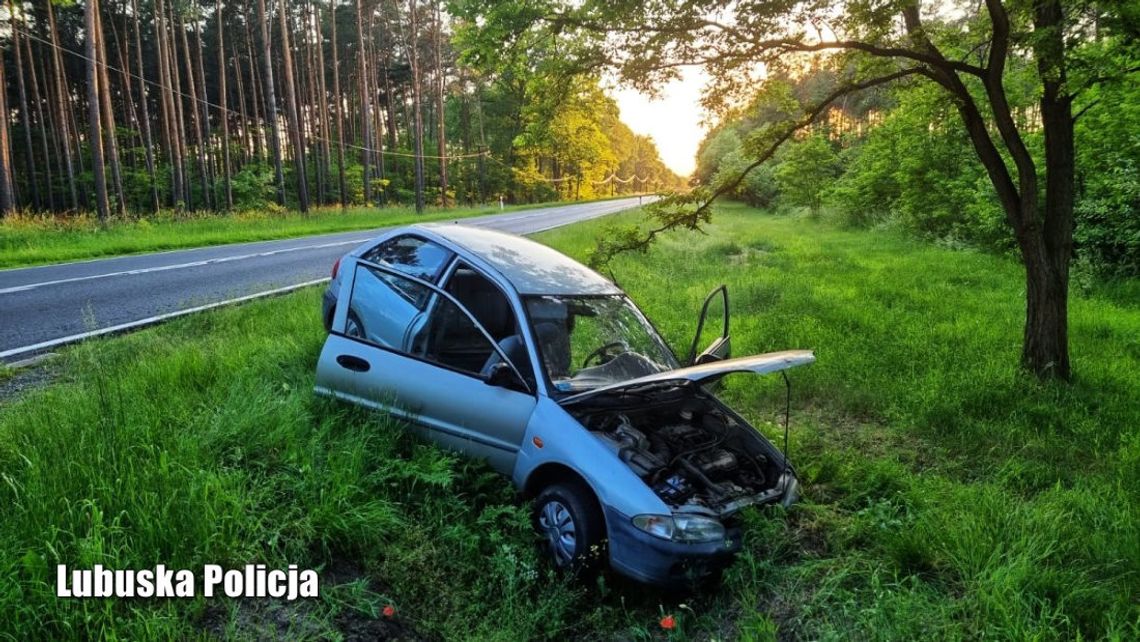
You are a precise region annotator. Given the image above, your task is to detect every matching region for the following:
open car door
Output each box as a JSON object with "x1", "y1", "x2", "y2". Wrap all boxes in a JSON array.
[{"x1": 686, "y1": 285, "x2": 730, "y2": 365}]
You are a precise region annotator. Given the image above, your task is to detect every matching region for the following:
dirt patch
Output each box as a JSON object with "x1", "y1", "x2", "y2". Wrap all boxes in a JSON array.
[
  {"x1": 0, "y1": 358, "x2": 62, "y2": 406},
  {"x1": 199, "y1": 560, "x2": 429, "y2": 641}
]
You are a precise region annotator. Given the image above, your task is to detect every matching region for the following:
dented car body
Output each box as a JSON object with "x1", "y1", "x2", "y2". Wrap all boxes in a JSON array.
[{"x1": 315, "y1": 223, "x2": 813, "y2": 586}]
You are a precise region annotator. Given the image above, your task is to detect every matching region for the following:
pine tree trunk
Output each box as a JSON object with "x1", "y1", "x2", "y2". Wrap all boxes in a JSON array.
[
  {"x1": 130, "y1": 0, "x2": 160, "y2": 212},
  {"x1": 355, "y1": 0, "x2": 371, "y2": 204},
  {"x1": 257, "y1": 0, "x2": 286, "y2": 204},
  {"x1": 232, "y1": 38, "x2": 250, "y2": 165},
  {"x1": 244, "y1": 14, "x2": 265, "y2": 163},
  {"x1": 9, "y1": 1, "x2": 39, "y2": 210},
  {"x1": 217, "y1": 0, "x2": 234, "y2": 209},
  {"x1": 47, "y1": 0, "x2": 79, "y2": 209},
  {"x1": 85, "y1": 0, "x2": 110, "y2": 222},
  {"x1": 166, "y1": 3, "x2": 190, "y2": 207},
  {"x1": 0, "y1": 44, "x2": 14, "y2": 215},
  {"x1": 179, "y1": 13, "x2": 210, "y2": 210},
  {"x1": 314, "y1": 1, "x2": 332, "y2": 206},
  {"x1": 192, "y1": 10, "x2": 215, "y2": 209},
  {"x1": 433, "y1": 0, "x2": 447, "y2": 207},
  {"x1": 408, "y1": 0, "x2": 424, "y2": 213},
  {"x1": 94, "y1": 4, "x2": 126, "y2": 215},
  {"x1": 25, "y1": 34, "x2": 55, "y2": 211},
  {"x1": 330, "y1": 0, "x2": 348, "y2": 205},
  {"x1": 278, "y1": 0, "x2": 309, "y2": 211}
]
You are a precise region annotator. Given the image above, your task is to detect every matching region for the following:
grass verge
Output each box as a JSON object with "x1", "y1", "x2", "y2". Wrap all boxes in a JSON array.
[
  {"x1": 1, "y1": 202, "x2": 1136, "y2": 639},
  {"x1": 0, "y1": 195, "x2": 645, "y2": 269}
]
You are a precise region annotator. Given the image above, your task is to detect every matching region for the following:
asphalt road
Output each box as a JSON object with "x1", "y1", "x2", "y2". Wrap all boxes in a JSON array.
[{"x1": 0, "y1": 196, "x2": 653, "y2": 361}]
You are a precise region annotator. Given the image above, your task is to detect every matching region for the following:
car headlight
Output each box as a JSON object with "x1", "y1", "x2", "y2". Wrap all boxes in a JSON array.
[
  {"x1": 672, "y1": 514, "x2": 726, "y2": 542},
  {"x1": 631, "y1": 514, "x2": 674, "y2": 540},
  {"x1": 632, "y1": 514, "x2": 725, "y2": 543}
]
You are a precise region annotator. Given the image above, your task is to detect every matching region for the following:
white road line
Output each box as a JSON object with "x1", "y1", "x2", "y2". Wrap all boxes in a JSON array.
[
  {"x1": 0, "y1": 238, "x2": 366, "y2": 295},
  {"x1": 0, "y1": 201, "x2": 642, "y2": 294},
  {"x1": 0, "y1": 278, "x2": 330, "y2": 361},
  {"x1": 0, "y1": 197, "x2": 655, "y2": 362}
]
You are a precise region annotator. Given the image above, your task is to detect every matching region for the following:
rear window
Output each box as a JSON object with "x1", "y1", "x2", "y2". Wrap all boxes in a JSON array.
[{"x1": 362, "y1": 235, "x2": 452, "y2": 283}]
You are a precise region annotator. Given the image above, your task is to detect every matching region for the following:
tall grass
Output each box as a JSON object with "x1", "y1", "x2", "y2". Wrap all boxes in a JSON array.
[{"x1": 0, "y1": 202, "x2": 1136, "y2": 639}]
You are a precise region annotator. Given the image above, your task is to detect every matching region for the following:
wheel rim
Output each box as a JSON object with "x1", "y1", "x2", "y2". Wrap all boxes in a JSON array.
[
  {"x1": 538, "y1": 500, "x2": 577, "y2": 566},
  {"x1": 345, "y1": 315, "x2": 361, "y2": 337}
]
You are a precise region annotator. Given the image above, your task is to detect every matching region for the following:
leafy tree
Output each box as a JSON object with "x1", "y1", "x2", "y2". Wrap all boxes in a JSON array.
[
  {"x1": 774, "y1": 134, "x2": 841, "y2": 216},
  {"x1": 527, "y1": 0, "x2": 1140, "y2": 380}
]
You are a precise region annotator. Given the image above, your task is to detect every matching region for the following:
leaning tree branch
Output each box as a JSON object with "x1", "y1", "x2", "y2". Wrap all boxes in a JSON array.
[
  {"x1": 589, "y1": 67, "x2": 927, "y2": 267},
  {"x1": 544, "y1": 14, "x2": 988, "y2": 77}
]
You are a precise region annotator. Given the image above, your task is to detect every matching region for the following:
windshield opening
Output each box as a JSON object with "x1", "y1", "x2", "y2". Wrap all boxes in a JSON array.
[{"x1": 524, "y1": 295, "x2": 678, "y2": 394}]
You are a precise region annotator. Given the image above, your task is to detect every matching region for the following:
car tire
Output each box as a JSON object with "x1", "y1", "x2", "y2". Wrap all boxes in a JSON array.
[{"x1": 533, "y1": 481, "x2": 606, "y2": 575}]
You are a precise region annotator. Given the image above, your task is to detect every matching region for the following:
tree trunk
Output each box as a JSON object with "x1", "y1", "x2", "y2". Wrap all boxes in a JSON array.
[
  {"x1": 232, "y1": 38, "x2": 250, "y2": 164},
  {"x1": 1019, "y1": 0, "x2": 1075, "y2": 380},
  {"x1": 257, "y1": 0, "x2": 286, "y2": 204},
  {"x1": 244, "y1": 14, "x2": 265, "y2": 163},
  {"x1": 168, "y1": 6, "x2": 189, "y2": 206},
  {"x1": 95, "y1": 4, "x2": 126, "y2": 215},
  {"x1": 192, "y1": 10, "x2": 215, "y2": 209},
  {"x1": 217, "y1": 0, "x2": 234, "y2": 209},
  {"x1": 433, "y1": 0, "x2": 447, "y2": 206},
  {"x1": 312, "y1": 0, "x2": 331, "y2": 205},
  {"x1": 130, "y1": 0, "x2": 160, "y2": 211},
  {"x1": 330, "y1": 0, "x2": 348, "y2": 205},
  {"x1": 355, "y1": 0, "x2": 372, "y2": 205},
  {"x1": 179, "y1": 13, "x2": 209, "y2": 210},
  {"x1": 47, "y1": 0, "x2": 79, "y2": 209},
  {"x1": 0, "y1": 43, "x2": 14, "y2": 215},
  {"x1": 9, "y1": 1, "x2": 39, "y2": 210},
  {"x1": 25, "y1": 34, "x2": 55, "y2": 211},
  {"x1": 408, "y1": 0, "x2": 424, "y2": 213},
  {"x1": 278, "y1": 0, "x2": 309, "y2": 211},
  {"x1": 154, "y1": 0, "x2": 181, "y2": 207},
  {"x1": 85, "y1": 0, "x2": 110, "y2": 222}
]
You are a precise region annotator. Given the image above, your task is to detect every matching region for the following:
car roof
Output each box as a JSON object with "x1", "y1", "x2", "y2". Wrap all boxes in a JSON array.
[{"x1": 411, "y1": 223, "x2": 622, "y2": 296}]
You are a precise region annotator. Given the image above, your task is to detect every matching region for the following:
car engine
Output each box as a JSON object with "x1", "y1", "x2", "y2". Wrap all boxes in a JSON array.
[{"x1": 574, "y1": 392, "x2": 784, "y2": 514}]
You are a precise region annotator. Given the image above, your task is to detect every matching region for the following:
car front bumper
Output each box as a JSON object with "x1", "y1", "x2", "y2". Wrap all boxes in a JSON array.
[{"x1": 605, "y1": 506, "x2": 743, "y2": 587}]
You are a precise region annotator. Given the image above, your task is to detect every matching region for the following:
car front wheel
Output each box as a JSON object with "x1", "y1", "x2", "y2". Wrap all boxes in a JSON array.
[{"x1": 533, "y1": 481, "x2": 605, "y2": 574}]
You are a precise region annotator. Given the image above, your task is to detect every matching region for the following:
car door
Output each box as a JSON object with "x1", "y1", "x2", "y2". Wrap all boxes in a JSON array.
[{"x1": 315, "y1": 258, "x2": 537, "y2": 474}]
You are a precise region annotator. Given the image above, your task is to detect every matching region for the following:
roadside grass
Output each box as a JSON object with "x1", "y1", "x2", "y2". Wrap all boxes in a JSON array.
[
  {"x1": 541, "y1": 203, "x2": 1140, "y2": 639},
  {"x1": 0, "y1": 195, "x2": 642, "y2": 269},
  {"x1": 0, "y1": 201, "x2": 1136, "y2": 639}
]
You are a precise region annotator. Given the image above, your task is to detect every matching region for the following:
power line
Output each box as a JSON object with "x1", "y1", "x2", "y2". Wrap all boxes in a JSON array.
[{"x1": 12, "y1": 24, "x2": 490, "y2": 162}]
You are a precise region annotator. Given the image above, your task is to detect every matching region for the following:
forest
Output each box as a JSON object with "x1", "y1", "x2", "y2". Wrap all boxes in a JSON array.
[
  {"x1": 693, "y1": 63, "x2": 1140, "y2": 280},
  {"x1": 0, "y1": 0, "x2": 683, "y2": 219}
]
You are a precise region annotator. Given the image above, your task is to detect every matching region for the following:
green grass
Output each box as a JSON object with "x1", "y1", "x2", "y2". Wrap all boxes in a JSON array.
[
  {"x1": 0, "y1": 195, "x2": 640, "y2": 269},
  {"x1": 1, "y1": 202, "x2": 1136, "y2": 639}
]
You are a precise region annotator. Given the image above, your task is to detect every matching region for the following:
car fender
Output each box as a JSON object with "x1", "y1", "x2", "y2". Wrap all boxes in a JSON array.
[{"x1": 512, "y1": 398, "x2": 668, "y2": 521}]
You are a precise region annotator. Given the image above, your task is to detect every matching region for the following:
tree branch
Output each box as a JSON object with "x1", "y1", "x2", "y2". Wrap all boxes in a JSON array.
[
  {"x1": 902, "y1": 2, "x2": 1026, "y2": 226},
  {"x1": 588, "y1": 68, "x2": 927, "y2": 267},
  {"x1": 978, "y1": 0, "x2": 1037, "y2": 220}
]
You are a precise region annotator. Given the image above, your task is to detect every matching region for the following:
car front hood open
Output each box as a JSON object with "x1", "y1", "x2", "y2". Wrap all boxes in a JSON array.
[{"x1": 559, "y1": 350, "x2": 816, "y2": 406}]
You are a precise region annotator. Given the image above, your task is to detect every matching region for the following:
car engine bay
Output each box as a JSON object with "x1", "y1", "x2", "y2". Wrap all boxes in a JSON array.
[{"x1": 570, "y1": 385, "x2": 788, "y2": 516}]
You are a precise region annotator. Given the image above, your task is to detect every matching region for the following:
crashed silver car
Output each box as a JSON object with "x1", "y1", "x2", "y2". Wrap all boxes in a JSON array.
[{"x1": 315, "y1": 224, "x2": 814, "y2": 586}]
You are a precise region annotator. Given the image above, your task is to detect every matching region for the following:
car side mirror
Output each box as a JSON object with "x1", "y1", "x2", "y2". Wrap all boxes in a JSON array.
[{"x1": 484, "y1": 362, "x2": 527, "y2": 392}]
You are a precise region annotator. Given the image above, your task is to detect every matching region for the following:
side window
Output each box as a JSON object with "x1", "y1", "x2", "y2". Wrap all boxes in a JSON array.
[
  {"x1": 417, "y1": 266, "x2": 534, "y2": 385},
  {"x1": 361, "y1": 235, "x2": 452, "y2": 283},
  {"x1": 344, "y1": 263, "x2": 431, "y2": 350}
]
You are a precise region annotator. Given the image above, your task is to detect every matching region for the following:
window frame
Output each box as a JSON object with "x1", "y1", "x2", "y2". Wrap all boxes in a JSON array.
[{"x1": 334, "y1": 257, "x2": 535, "y2": 395}]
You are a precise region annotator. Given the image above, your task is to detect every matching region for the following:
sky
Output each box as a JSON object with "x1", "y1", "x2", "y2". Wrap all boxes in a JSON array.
[{"x1": 610, "y1": 68, "x2": 709, "y2": 178}]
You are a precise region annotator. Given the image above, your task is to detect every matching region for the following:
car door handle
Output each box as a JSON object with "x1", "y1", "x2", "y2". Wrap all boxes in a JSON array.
[{"x1": 335, "y1": 354, "x2": 371, "y2": 372}]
